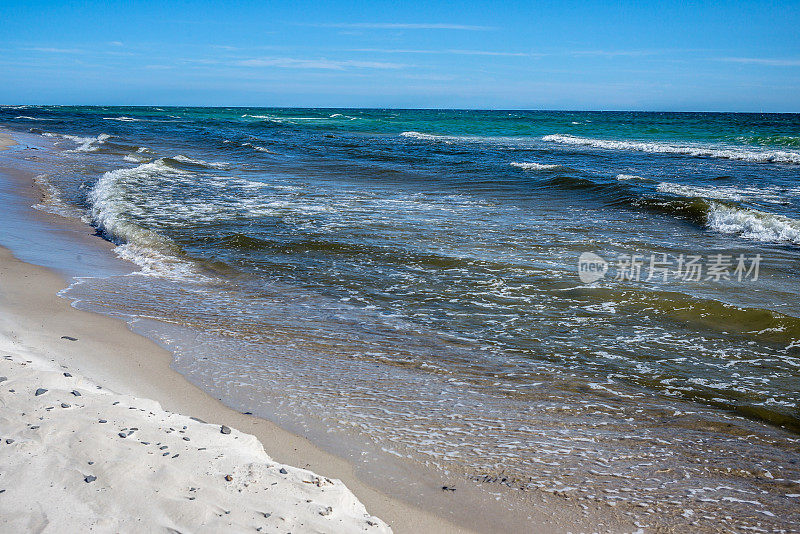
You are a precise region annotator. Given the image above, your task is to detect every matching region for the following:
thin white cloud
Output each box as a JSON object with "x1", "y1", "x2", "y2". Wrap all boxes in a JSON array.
[
  {"x1": 309, "y1": 22, "x2": 496, "y2": 31},
  {"x1": 349, "y1": 48, "x2": 532, "y2": 57},
  {"x1": 109, "y1": 41, "x2": 124, "y2": 47},
  {"x1": 719, "y1": 57, "x2": 800, "y2": 67},
  {"x1": 570, "y1": 50, "x2": 663, "y2": 57},
  {"x1": 234, "y1": 57, "x2": 409, "y2": 70},
  {"x1": 24, "y1": 47, "x2": 83, "y2": 53}
]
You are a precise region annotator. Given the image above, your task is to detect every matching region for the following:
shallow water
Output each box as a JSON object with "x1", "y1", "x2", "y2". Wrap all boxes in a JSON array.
[{"x1": 3, "y1": 107, "x2": 800, "y2": 531}]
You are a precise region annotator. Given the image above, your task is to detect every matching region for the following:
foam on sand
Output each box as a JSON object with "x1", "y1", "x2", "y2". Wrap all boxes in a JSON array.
[
  {"x1": 0, "y1": 336, "x2": 390, "y2": 533},
  {"x1": 543, "y1": 134, "x2": 800, "y2": 164}
]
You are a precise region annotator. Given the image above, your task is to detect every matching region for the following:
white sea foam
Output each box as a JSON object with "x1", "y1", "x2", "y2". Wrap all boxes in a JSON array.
[
  {"x1": 706, "y1": 203, "x2": 800, "y2": 245},
  {"x1": 510, "y1": 161, "x2": 562, "y2": 171},
  {"x1": 123, "y1": 154, "x2": 150, "y2": 163},
  {"x1": 543, "y1": 134, "x2": 800, "y2": 164},
  {"x1": 15, "y1": 115, "x2": 55, "y2": 120},
  {"x1": 42, "y1": 132, "x2": 111, "y2": 152},
  {"x1": 658, "y1": 182, "x2": 745, "y2": 202},
  {"x1": 102, "y1": 116, "x2": 141, "y2": 122},
  {"x1": 87, "y1": 160, "x2": 204, "y2": 279},
  {"x1": 400, "y1": 131, "x2": 459, "y2": 143},
  {"x1": 31, "y1": 174, "x2": 83, "y2": 219},
  {"x1": 400, "y1": 131, "x2": 534, "y2": 149},
  {"x1": 243, "y1": 142, "x2": 278, "y2": 154},
  {"x1": 658, "y1": 182, "x2": 792, "y2": 205},
  {"x1": 171, "y1": 154, "x2": 228, "y2": 169},
  {"x1": 242, "y1": 114, "x2": 326, "y2": 122},
  {"x1": 615, "y1": 174, "x2": 649, "y2": 181}
]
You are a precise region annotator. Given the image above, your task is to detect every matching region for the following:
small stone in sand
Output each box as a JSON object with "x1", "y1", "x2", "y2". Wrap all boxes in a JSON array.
[
  {"x1": 35, "y1": 388, "x2": 48, "y2": 396},
  {"x1": 118, "y1": 433, "x2": 127, "y2": 438},
  {"x1": 60, "y1": 403, "x2": 70, "y2": 408},
  {"x1": 84, "y1": 475, "x2": 96, "y2": 483},
  {"x1": 98, "y1": 419, "x2": 107, "y2": 423},
  {"x1": 224, "y1": 475, "x2": 233, "y2": 482},
  {"x1": 63, "y1": 372, "x2": 72, "y2": 377},
  {"x1": 71, "y1": 390, "x2": 81, "y2": 396},
  {"x1": 61, "y1": 336, "x2": 78, "y2": 341},
  {"x1": 220, "y1": 425, "x2": 231, "y2": 435},
  {"x1": 279, "y1": 468, "x2": 288, "y2": 475}
]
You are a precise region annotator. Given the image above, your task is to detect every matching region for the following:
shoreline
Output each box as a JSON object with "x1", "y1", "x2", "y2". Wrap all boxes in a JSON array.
[
  {"x1": 0, "y1": 130, "x2": 480, "y2": 533},
  {"x1": 0, "y1": 127, "x2": 632, "y2": 533},
  {"x1": 0, "y1": 226, "x2": 471, "y2": 534}
]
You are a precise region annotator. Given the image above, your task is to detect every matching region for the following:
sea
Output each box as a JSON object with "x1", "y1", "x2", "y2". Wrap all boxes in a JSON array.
[{"x1": 2, "y1": 106, "x2": 799, "y2": 531}]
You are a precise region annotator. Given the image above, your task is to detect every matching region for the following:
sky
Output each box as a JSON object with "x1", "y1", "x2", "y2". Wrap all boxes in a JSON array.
[{"x1": 1, "y1": 0, "x2": 799, "y2": 111}]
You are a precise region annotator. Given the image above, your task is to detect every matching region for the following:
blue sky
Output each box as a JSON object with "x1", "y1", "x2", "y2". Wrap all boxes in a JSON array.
[{"x1": 1, "y1": 1, "x2": 799, "y2": 111}]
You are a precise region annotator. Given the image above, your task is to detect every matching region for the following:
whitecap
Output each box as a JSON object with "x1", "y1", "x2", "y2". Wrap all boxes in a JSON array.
[
  {"x1": 543, "y1": 134, "x2": 800, "y2": 164},
  {"x1": 510, "y1": 161, "x2": 562, "y2": 171},
  {"x1": 706, "y1": 203, "x2": 800, "y2": 245}
]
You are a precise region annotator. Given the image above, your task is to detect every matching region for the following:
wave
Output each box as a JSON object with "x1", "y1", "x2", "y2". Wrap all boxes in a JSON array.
[
  {"x1": 510, "y1": 161, "x2": 562, "y2": 171},
  {"x1": 87, "y1": 160, "x2": 199, "y2": 279},
  {"x1": 706, "y1": 204, "x2": 800, "y2": 245},
  {"x1": 169, "y1": 154, "x2": 229, "y2": 169},
  {"x1": 543, "y1": 134, "x2": 800, "y2": 164},
  {"x1": 615, "y1": 174, "x2": 651, "y2": 182},
  {"x1": 102, "y1": 116, "x2": 142, "y2": 122},
  {"x1": 736, "y1": 135, "x2": 800, "y2": 149},
  {"x1": 657, "y1": 182, "x2": 746, "y2": 202},
  {"x1": 540, "y1": 172, "x2": 800, "y2": 245},
  {"x1": 42, "y1": 132, "x2": 111, "y2": 152},
  {"x1": 400, "y1": 131, "x2": 461, "y2": 144},
  {"x1": 242, "y1": 142, "x2": 278, "y2": 154},
  {"x1": 640, "y1": 194, "x2": 800, "y2": 245},
  {"x1": 123, "y1": 154, "x2": 150, "y2": 163},
  {"x1": 658, "y1": 182, "x2": 793, "y2": 206},
  {"x1": 15, "y1": 115, "x2": 56, "y2": 121},
  {"x1": 31, "y1": 174, "x2": 83, "y2": 219},
  {"x1": 242, "y1": 114, "x2": 326, "y2": 123}
]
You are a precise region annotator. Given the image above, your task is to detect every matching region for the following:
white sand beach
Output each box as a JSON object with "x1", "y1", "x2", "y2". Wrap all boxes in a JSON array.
[{"x1": 0, "y1": 334, "x2": 390, "y2": 533}]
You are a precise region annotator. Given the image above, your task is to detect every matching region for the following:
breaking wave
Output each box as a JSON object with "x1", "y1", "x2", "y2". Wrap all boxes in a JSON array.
[
  {"x1": 510, "y1": 161, "x2": 563, "y2": 171},
  {"x1": 42, "y1": 132, "x2": 111, "y2": 152},
  {"x1": 706, "y1": 204, "x2": 800, "y2": 245},
  {"x1": 543, "y1": 134, "x2": 800, "y2": 164}
]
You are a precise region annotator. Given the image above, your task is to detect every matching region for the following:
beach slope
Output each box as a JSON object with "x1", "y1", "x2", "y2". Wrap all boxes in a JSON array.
[{"x1": 0, "y1": 330, "x2": 390, "y2": 533}]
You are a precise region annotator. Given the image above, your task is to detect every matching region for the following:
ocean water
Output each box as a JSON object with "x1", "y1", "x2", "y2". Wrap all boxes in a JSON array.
[{"x1": 3, "y1": 107, "x2": 800, "y2": 530}]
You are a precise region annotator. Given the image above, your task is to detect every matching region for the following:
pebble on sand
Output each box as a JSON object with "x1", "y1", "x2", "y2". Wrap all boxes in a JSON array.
[
  {"x1": 220, "y1": 425, "x2": 231, "y2": 435},
  {"x1": 35, "y1": 388, "x2": 48, "y2": 396}
]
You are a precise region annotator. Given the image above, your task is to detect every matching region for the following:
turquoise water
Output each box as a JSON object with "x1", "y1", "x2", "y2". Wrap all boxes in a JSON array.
[{"x1": 3, "y1": 106, "x2": 800, "y2": 530}]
